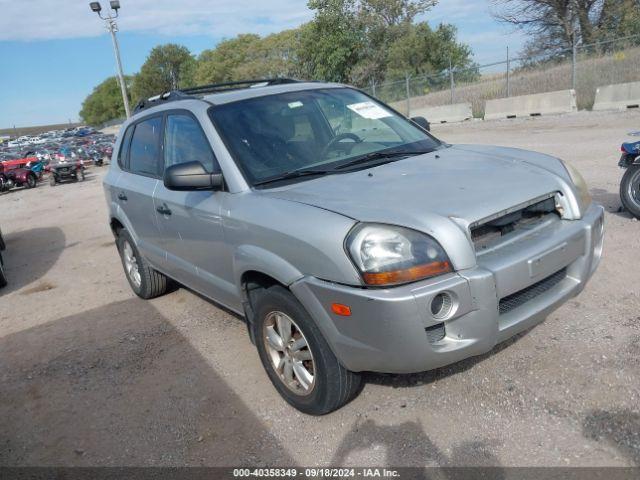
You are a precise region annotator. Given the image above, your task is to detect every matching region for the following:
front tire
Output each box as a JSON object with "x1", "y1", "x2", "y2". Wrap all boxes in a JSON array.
[
  {"x1": 116, "y1": 229, "x2": 168, "y2": 299},
  {"x1": 25, "y1": 173, "x2": 36, "y2": 189},
  {"x1": 620, "y1": 164, "x2": 640, "y2": 219},
  {"x1": 77, "y1": 169, "x2": 85, "y2": 182},
  {"x1": 49, "y1": 175, "x2": 56, "y2": 187},
  {"x1": 253, "y1": 285, "x2": 361, "y2": 415}
]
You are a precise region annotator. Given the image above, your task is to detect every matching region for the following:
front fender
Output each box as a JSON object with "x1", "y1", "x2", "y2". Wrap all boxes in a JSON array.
[{"x1": 233, "y1": 245, "x2": 304, "y2": 298}]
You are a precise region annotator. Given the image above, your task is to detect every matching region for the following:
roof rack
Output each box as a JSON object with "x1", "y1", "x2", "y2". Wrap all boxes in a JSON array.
[{"x1": 133, "y1": 78, "x2": 301, "y2": 113}]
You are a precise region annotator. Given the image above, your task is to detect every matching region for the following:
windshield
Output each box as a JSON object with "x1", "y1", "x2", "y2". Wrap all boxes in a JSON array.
[{"x1": 209, "y1": 87, "x2": 440, "y2": 186}]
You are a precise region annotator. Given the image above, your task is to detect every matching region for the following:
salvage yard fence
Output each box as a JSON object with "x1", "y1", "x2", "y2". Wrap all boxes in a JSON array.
[{"x1": 363, "y1": 34, "x2": 640, "y2": 118}]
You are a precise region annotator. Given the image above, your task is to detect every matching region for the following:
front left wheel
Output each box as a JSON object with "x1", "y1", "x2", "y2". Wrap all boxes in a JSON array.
[{"x1": 252, "y1": 285, "x2": 361, "y2": 415}]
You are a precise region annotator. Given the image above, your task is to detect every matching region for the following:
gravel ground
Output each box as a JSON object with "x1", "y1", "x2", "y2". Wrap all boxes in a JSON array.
[{"x1": 0, "y1": 110, "x2": 639, "y2": 467}]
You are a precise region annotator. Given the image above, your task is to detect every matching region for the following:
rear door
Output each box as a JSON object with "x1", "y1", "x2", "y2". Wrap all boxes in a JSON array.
[
  {"x1": 115, "y1": 115, "x2": 165, "y2": 268},
  {"x1": 154, "y1": 111, "x2": 237, "y2": 309}
]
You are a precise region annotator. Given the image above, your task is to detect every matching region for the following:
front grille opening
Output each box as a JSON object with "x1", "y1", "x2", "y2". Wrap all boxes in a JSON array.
[
  {"x1": 471, "y1": 196, "x2": 560, "y2": 251},
  {"x1": 499, "y1": 268, "x2": 567, "y2": 315},
  {"x1": 425, "y1": 323, "x2": 446, "y2": 343}
]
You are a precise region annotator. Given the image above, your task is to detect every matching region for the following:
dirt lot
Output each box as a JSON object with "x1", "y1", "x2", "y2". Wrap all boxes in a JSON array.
[{"x1": 1, "y1": 110, "x2": 639, "y2": 467}]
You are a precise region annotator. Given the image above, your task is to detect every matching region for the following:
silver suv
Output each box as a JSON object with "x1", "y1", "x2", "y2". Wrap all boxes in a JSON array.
[{"x1": 104, "y1": 79, "x2": 604, "y2": 414}]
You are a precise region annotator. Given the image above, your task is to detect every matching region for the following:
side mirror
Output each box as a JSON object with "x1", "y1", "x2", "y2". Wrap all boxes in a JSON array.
[
  {"x1": 164, "y1": 161, "x2": 224, "y2": 191},
  {"x1": 411, "y1": 116, "x2": 430, "y2": 132}
]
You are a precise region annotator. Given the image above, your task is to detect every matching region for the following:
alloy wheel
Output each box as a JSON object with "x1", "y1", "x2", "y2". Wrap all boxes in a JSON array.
[
  {"x1": 263, "y1": 311, "x2": 315, "y2": 395},
  {"x1": 122, "y1": 240, "x2": 141, "y2": 288}
]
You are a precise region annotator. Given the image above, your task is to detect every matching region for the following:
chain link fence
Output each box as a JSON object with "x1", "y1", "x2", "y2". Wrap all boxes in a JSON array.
[{"x1": 363, "y1": 34, "x2": 640, "y2": 118}]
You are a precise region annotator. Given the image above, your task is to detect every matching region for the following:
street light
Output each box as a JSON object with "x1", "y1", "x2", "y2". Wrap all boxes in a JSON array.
[{"x1": 90, "y1": 1, "x2": 131, "y2": 118}]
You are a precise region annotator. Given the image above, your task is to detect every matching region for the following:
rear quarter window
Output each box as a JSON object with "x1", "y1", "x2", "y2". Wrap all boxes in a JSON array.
[{"x1": 117, "y1": 125, "x2": 134, "y2": 169}]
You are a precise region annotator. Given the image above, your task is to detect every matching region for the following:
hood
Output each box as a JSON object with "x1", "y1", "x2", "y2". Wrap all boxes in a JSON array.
[{"x1": 260, "y1": 144, "x2": 570, "y2": 234}]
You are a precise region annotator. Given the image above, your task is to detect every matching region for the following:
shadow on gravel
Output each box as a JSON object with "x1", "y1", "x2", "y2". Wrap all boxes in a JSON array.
[
  {"x1": 364, "y1": 328, "x2": 531, "y2": 389},
  {"x1": 590, "y1": 188, "x2": 634, "y2": 218},
  {"x1": 0, "y1": 298, "x2": 294, "y2": 466},
  {"x1": 331, "y1": 419, "x2": 504, "y2": 470},
  {"x1": 583, "y1": 409, "x2": 640, "y2": 465},
  {"x1": 0, "y1": 227, "x2": 66, "y2": 295}
]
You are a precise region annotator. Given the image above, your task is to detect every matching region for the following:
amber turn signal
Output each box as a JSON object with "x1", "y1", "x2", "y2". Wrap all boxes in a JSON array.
[
  {"x1": 331, "y1": 303, "x2": 352, "y2": 316},
  {"x1": 362, "y1": 261, "x2": 452, "y2": 286}
]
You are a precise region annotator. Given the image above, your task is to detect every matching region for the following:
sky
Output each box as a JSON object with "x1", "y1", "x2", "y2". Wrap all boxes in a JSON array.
[{"x1": 0, "y1": 0, "x2": 528, "y2": 128}]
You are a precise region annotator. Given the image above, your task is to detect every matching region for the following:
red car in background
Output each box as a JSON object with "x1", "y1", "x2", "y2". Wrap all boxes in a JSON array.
[{"x1": 0, "y1": 158, "x2": 38, "y2": 192}]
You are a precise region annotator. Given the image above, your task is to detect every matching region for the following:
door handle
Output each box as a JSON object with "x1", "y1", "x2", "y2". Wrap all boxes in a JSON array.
[
  {"x1": 117, "y1": 192, "x2": 127, "y2": 201},
  {"x1": 156, "y1": 204, "x2": 172, "y2": 216}
]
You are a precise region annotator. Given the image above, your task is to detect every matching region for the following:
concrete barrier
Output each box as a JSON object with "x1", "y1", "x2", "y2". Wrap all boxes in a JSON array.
[
  {"x1": 484, "y1": 89, "x2": 577, "y2": 120},
  {"x1": 593, "y1": 81, "x2": 640, "y2": 111},
  {"x1": 411, "y1": 103, "x2": 473, "y2": 123}
]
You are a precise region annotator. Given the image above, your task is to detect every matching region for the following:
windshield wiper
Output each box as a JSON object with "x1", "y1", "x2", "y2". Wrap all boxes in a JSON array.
[
  {"x1": 253, "y1": 168, "x2": 334, "y2": 186},
  {"x1": 334, "y1": 149, "x2": 433, "y2": 170}
]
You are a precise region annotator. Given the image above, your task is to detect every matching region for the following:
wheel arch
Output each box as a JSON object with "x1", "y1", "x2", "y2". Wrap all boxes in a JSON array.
[
  {"x1": 110, "y1": 217, "x2": 125, "y2": 238},
  {"x1": 235, "y1": 246, "x2": 305, "y2": 343}
]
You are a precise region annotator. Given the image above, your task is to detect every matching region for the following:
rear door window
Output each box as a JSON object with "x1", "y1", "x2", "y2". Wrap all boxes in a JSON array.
[{"x1": 129, "y1": 116, "x2": 162, "y2": 177}]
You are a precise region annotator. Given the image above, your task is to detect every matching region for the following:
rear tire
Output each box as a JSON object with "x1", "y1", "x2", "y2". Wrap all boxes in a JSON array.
[
  {"x1": 252, "y1": 285, "x2": 361, "y2": 415},
  {"x1": 49, "y1": 175, "x2": 56, "y2": 187},
  {"x1": 77, "y1": 170, "x2": 85, "y2": 182},
  {"x1": 116, "y1": 228, "x2": 168, "y2": 299},
  {"x1": 620, "y1": 164, "x2": 640, "y2": 219}
]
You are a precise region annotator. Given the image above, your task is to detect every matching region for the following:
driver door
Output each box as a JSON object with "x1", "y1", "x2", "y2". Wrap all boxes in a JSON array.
[{"x1": 153, "y1": 111, "x2": 237, "y2": 310}]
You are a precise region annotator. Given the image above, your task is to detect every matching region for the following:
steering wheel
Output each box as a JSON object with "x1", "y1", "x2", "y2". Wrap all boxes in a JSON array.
[{"x1": 321, "y1": 132, "x2": 363, "y2": 158}]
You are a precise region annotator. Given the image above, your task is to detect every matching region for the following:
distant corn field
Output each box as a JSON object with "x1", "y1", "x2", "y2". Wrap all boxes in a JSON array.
[{"x1": 384, "y1": 46, "x2": 640, "y2": 118}]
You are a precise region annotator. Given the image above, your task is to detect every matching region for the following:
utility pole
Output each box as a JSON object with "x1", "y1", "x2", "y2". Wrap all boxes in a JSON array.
[{"x1": 90, "y1": 1, "x2": 131, "y2": 118}]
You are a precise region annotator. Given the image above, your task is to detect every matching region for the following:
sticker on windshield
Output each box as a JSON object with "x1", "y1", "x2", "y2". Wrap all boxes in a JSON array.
[
  {"x1": 346, "y1": 101, "x2": 392, "y2": 119},
  {"x1": 288, "y1": 101, "x2": 303, "y2": 109}
]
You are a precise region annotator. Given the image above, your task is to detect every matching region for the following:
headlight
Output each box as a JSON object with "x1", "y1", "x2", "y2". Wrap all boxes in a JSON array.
[
  {"x1": 346, "y1": 224, "x2": 452, "y2": 286},
  {"x1": 561, "y1": 160, "x2": 591, "y2": 209}
]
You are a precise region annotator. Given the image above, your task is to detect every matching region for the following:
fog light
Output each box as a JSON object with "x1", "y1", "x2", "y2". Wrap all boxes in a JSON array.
[{"x1": 430, "y1": 292, "x2": 453, "y2": 319}]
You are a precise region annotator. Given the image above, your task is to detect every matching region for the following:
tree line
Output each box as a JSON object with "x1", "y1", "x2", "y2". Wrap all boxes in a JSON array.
[
  {"x1": 492, "y1": 0, "x2": 640, "y2": 57},
  {"x1": 80, "y1": 0, "x2": 476, "y2": 125}
]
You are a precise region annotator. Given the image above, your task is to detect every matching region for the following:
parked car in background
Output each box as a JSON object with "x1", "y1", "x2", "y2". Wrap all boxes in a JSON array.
[
  {"x1": 48, "y1": 157, "x2": 85, "y2": 186},
  {"x1": 104, "y1": 79, "x2": 604, "y2": 414},
  {"x1": 0, "y1": 159, "x2": 38, "y2": 191}
]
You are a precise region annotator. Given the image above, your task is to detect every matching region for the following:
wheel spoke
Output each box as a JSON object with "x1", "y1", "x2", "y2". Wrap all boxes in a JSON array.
[
  {"x1": 276, "y1": 355, "x2": 285, "y2": 373},
  {"x1": 266, "y1": 325, "x2": 285, "y2": 351},
  {"x1": 290, "y1": 337, "x2": 307, "y2": 352},
  {"x1": 292, "y1": 362, "x2": 313, "y2": 390},
  {"x1": 283, "y1": 360, "x2": 294, "y2": 384},
  {"x1": 276, "y1": 314, "x2": 292, "y2": 344},
  {"x1": 292, "y1": 349, "x2": 312, "y2": 361}
]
